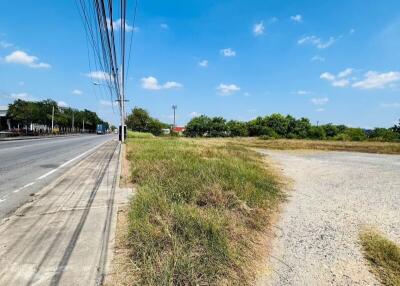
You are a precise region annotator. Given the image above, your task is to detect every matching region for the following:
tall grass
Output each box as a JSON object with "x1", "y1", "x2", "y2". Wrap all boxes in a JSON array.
[
  {"x1": 126, "y1": 138, "x2": 282, "y2": 285},
  {"x1": 127, "y1": 131, "x2": 155, "y2": 139},
  {"x1": 360, "y1": 230, "x2": 400, "y2": 285}
]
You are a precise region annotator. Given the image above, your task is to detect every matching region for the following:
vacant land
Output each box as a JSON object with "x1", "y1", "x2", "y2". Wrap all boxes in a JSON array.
[
  {"x1": 124, "y1": 137, "x2": 283, "y2": 285},
  {"x1": 219, "y1": 138, "x2": 400, "y2": 155},
  {"x1": 257, "y1": 150, "x2": 400, "y2": 285},
  {"x1": 360, "y1": 230, "x2": 400, "y2": 286}
]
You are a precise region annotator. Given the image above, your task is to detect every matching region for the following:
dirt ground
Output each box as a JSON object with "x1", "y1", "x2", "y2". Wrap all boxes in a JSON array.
[{"x1": 257, "y1": 150, "x2": 400, "y2": 285}]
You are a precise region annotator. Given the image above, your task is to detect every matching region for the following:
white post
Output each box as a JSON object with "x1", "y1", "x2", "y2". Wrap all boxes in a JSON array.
[
  {"x1": 51, "y1": 106, "x2": 54, "y2": 134},
  {"x1": 83, "y1": 120, "x2": 85, "y2": 133}
]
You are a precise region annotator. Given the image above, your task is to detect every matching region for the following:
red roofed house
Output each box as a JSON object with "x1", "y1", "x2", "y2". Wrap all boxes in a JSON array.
[{"x1": 172, "y1": 126, "x2": 186, "y2": 135}]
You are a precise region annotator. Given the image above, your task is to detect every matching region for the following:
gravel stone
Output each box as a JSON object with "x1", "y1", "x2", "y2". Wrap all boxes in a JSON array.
[{"x1": 257, "y1": 150, "x2": 400, "y2": 286}]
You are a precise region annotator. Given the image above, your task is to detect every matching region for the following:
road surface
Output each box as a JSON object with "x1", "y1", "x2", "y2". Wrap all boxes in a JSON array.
[
  {"x1": 257, "y1": 150, "x2": 400, "y2": 285},
  {"x1": 0, "y1": 137, "x2": 128, "y2": 285},
  {"x1": 0, "y1": 135, "x2": 115, "y2": 219}
]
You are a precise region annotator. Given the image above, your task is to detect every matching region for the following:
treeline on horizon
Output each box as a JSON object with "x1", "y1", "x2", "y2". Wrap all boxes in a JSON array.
[
  {"x1": 184, "y1": 114, "x2": 400, "y2": 141},
  {"x1": 126, "y1": 107, "x2": 400, "y2": 142},
  {"x1": 5, "y1": 99, "x2": 108, "y2": 132}
]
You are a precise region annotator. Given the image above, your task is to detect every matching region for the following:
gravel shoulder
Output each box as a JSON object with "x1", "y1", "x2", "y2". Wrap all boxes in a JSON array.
[{"x1": 257, "y1": 150, "x2": 400, "y2": 285}]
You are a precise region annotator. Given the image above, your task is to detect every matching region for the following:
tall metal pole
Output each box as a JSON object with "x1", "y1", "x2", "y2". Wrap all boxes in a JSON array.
[
  {"x1": 51, "y1": 106, "x2": 54, "y2": 134},
  {"x1": 172, "y1": 105, "x2": 177, "y2": 128}
]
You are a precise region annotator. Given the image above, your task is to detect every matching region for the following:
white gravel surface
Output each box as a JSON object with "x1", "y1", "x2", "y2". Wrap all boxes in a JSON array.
[{"x1": 257, "y1": 150, "x2": 400, "y2": 286}]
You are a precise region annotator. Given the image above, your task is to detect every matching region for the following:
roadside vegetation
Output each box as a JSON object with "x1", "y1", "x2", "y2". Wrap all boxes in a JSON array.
[
  {"x1": 125, "y1": 137, "x2": 283, "y2": 285},
  {"x1": 127, "y1": 130, "x2": 155, "y2": 138},
  {"x1": 230, "y1": 138, "x2": 400, "y2": 155},
  {"x1": 125, "y1": 107, "x2": 400, "y2": 143},
  {"x1": 5, "y1": 99, "x2": 107, "y2": 132},
  {"x1": 360, "y1": 229, "x2": 400, "y2": 285},
  {"x1": 184, "y1": 114, "x2": 400, "y2": 142}
]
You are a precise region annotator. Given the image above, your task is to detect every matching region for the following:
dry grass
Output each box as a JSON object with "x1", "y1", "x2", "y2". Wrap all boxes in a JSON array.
[
  {"x1": 360, "y1": 229, "x2": 400, "y2": 286},
  {"x1": 196, "y1": 138, "x2": 400, "y2": 155},
  {"x1": 125, "y1": 137, "x2": 283, "y2": 285}
]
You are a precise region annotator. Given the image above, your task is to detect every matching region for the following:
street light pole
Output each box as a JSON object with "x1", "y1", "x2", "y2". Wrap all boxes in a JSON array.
[{"x1": 172, "y1": 105, "x2": 177, "y2": 129}]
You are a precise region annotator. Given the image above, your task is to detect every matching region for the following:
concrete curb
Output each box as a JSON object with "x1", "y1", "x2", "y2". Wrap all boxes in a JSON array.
[{"x1": 103, "y1": 142, "x2": 135, "y2": 284}]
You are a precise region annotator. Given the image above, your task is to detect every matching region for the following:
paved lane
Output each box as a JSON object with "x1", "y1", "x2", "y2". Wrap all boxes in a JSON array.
[
  {"x1": 0, "y1": 140, "x2": 126, "y2": 285},
  {"x1": 0, "y1": 134, "x2": 115, "y2": 219}
]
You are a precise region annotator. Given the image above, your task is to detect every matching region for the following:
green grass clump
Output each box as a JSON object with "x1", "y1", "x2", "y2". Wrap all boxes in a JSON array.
[
  {"x1": 127, "y1": 131, "x2": 155, "y2": 139},
  {"x1": 126, "y1": 138, "x2": 282, "y2": 285},
  {"x1": 360, "y1": 230, "x2": 400, "y2": 285}
]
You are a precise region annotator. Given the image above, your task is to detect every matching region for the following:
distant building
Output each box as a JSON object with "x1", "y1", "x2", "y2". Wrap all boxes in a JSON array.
[
  {"x1": 162, "y1": 128, "x2": 171, "y2": 135},
  {"x1": 0, "y1": 105, "x2": 10, "y2": 131},
  {"x1": 172, "y1": 126, "x2": 186, "y2": 135}
]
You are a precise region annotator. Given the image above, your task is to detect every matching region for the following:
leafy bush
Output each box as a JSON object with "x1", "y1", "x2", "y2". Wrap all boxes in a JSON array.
[{"x1": 342, "y1": 128, "x2": 367, "y2": 141}]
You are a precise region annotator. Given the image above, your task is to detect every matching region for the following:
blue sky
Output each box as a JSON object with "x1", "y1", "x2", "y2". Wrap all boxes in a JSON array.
[{"x1": 1, "y1": 0, "x2": 400, "y2": 128}]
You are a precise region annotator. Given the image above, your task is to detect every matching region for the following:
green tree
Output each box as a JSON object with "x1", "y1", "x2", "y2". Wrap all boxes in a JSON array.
[
  {"x1": 126, "y1": 107, "x2": 167, "y2": 135},
  {"x1": 184, "y1": 115, "x2": 212, "y2": 137},
  {"x1": 308, "y1": 126, "x2": 326, "y2": 140},
  {"x1": 227, "y1": 120, "x2": 248, "y2": 137}
]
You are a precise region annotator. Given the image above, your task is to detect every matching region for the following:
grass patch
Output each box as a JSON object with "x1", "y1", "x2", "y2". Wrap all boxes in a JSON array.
[
  {"x1": 126, "y1": 137, "x2": 283, "y2": 285},
  {"x1": 205, "y1": 138, "x2": 400, "y2": 155},
  {"x1": 360, "y1": 229, "x2": 400, "y2": 285},
  {"x1": 127, "y1": 131, "x2": 155, "y2": 139}
]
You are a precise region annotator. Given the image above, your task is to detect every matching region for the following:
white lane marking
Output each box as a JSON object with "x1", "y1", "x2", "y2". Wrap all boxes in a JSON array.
[
  {"x1": 13, "y1": 182, "x2": 35, "y2": 193},
  {"x1": 0, "y1": 135, "x2": 101, "y2": 153},
  {"x1": 36, "y1": 140, "x2": 110, "y2": 181},
  {"x1": 0, "y1": 198, "x2": 5, "y2": 203}
]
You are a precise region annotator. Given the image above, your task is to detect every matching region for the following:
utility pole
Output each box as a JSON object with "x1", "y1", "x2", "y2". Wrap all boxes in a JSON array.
[
  {"x1": 83, "y1": 119, "x2": 85, "y2": 133},
  {"x1": 172, "y1": 105, "x2": 177, "y2": 129},
  {"x1": 51, "y1": 105, "x2": 54, "y2": 134}
]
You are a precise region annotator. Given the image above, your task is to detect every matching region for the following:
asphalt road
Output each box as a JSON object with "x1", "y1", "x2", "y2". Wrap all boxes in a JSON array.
[{"x1": 0, "y1": 134, "x2": 116, "y2": 219}]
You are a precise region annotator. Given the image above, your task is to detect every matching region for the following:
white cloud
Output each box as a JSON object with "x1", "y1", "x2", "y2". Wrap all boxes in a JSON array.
[
  {"x1": 253, "y1": 21, "x2": 265, "y2": 36},
  {"x1": 86, "y1": 71, "x2": 112, "y2": 81},
  {"x1": 107, "y1": 18, "x2": 136, "y2": 32},
  {"x1": 320, "y1": 69, "x2": 352, "y2": 87},
  {"x1": 380, "y1": 102, "x2": 400, "y2": 108},
  {"x1": 290, "y1": 14, "x2": 302, "y2": 23},
  {"x1": 58, "y1": 101, "x2": 68, "y2": 108},
  {"x1": 338, "y1": 68, "x2": 353, "y2": 78},
  {"x1": 10, "y1": 92, "x2": 29, "y2": 100},
  {"x1": 5, "y1": 50, "x2": 51, "y2": 69},
  {"x1": 295, "y1": 90, "x2": 311, "y2": 95},
  {"x1": 141, "y1": 76, "x2": 183, "y2": 90},
  {"x1": 163, "y1": 81, "x2": 183, "y2": 89},
  {"x1": 72, "y1": 89, "x2": 83, "y2": 95},
  {"x1": 160, "y1": 23, "x2": 169, "y2": 29},
  {"x1": 320, "y1": 72, "x2": 335, "y2": 81},
  {"x1": 189, "y1": 111, "x2": 200, "y2": 117},
  {"x1": 0, "y1": 40, "x2": 13, "y2": 48},
  {"x1": 350, "y1": 28, "x2": 355, "y2": 35},
  {"x1": 315, "y1": 108, "x2": 325, "y2": 112},
  {"x1": 332, "y1": 79, "x2": 350, "y2": 87},
  {"x1": 216, "y1": 83, "x2": 240, "y2": 95},
  {"x1": 198, "y1": 60, "x2": 208, "y2": 67},
  {"x1": 100, "y1": 99, "x2": 117, "y2": 107},
  {"x1": 352, "y1": 71, "x2": 400, "y2": 89},
  {"x1": 298, "y1": 35, "x2": 335, "y2": 49},
  {"x1": 311, "y1": 55, "x2": 325, "y2": 62},
  {"x1": 220, "y1": 48, "x2": 236, "y2": 57},
  {"x1": 310, "y1": 97, "x2": 329, "y2": 105}
]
